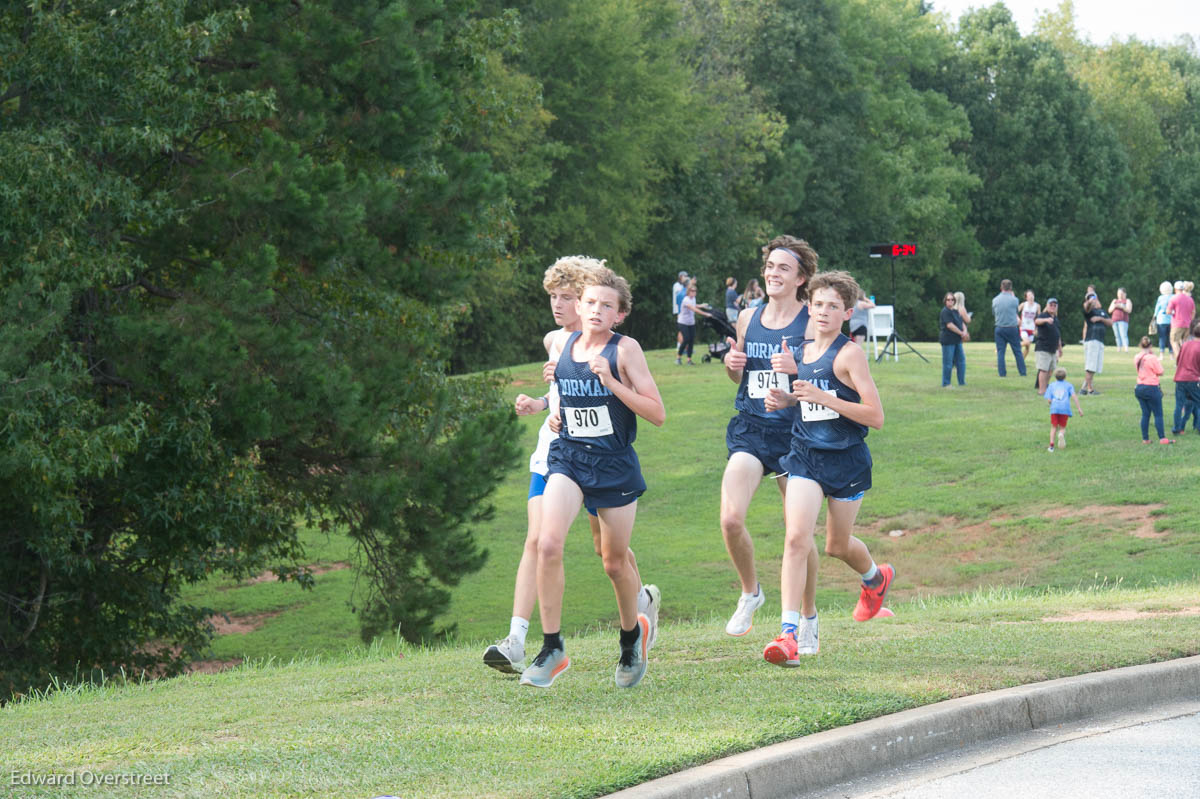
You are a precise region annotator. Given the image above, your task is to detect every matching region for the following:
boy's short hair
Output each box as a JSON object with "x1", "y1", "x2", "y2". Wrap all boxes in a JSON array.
[
  {"x1": 582, "y1": 265, "x2": 633, "y2": 316},
  {"x1": 761, "y1": 235, "x2": 818, "y2": 302},
  {"x1": 543, "y1": 255, "x2": 606, "y2": 295},
  {"x1": 808, "y1": 270, "x2": 860, "y2": 312},
  {"x1": 1055, "y1": 368, "x2": 1067, "y2": 380}
]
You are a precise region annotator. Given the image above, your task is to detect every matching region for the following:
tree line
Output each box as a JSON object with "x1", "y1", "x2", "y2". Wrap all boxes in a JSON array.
[{"x1": 2, "y1": 0, "x2": 1196, "y2": 695}]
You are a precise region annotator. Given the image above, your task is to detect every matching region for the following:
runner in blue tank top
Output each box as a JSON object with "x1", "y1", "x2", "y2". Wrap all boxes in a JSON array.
[
  {"x1": 762, "y1": 271, "x2": 896, "y2": 668},
  {"x1": 520, "y1": 266, "x2": 667, "y2": 691},
  {"x1": 484, "y1": 257, "x2": 658, "y2": 678},
  {"x1": 717, "y1": 235, "x2": 821, "y2": 642}
]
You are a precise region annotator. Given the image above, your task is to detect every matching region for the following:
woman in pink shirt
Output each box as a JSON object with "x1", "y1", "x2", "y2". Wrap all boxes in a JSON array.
[{"x1": 1134, "y1": 336, "x2": 1172, "y2": 444}]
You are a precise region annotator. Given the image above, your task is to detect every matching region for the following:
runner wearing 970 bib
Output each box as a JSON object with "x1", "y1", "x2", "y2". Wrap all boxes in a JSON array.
[
  {"x1": 718, "y1": 236, "x2": 820, "y2": 642},
  {"x1": 763, "y1": 270, "x2": 894, "y2": 669},
  {"x1": 521, "y1": 266, "x2": 666, "y2": 691}
]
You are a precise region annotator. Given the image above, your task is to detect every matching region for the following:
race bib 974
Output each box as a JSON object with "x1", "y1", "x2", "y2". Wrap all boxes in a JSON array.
[
  {"x1": 800, "y1": 388, "x2": 839, "y2": 422},
  {"x1": 565, "y1": 404, "x2": 614, "y2": 437},
  {"x1": 746, "y1": 369, "x2": 789, "y2": 399}
]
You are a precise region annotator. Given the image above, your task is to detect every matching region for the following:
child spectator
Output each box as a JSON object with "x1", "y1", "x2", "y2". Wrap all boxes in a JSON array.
[
  {"x1": 1045, "y1": 367, "x2": 1083, "y2": 451},
  {"x1": 1134, "y1": 336, "x2": 1173, "y2": 445}
]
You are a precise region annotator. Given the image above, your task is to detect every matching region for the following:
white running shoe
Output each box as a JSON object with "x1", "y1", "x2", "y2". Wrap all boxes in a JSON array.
[
  {"x1": 483, "y1": 634, "x2": 526, "y2": 674},
  {"x1": 796, "y1": 614, "x2": 819, "y2": 656},
  {"x1": 725, "y1": 585, "x2": 765, "y2": 636},
  {"x1": 642, "y1": 584, "x2": 661, "y2": 651}
]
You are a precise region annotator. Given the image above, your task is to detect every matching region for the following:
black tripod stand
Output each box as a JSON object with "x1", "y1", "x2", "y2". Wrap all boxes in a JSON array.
[{"x1": 871, "y1": 248, "x2": 927, "y2": 363}]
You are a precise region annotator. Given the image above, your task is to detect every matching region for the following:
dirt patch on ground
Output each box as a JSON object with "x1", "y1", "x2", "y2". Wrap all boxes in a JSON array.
[
  {"x1": 1041, "y1": 504, "x2": 1167, "y2": 538},
  {"x1": 1044, "y1": 607, "x2": 1200, "y2": 623},
  {"x1": 207, "y1": 610, "x2": 283, "y2": 635},
  {"x1": 868, "y1": 503, "x2": 1167, "y2": 542},
  {"x1": 244, "y1": 561, "x2": 351, "y2": 585}
]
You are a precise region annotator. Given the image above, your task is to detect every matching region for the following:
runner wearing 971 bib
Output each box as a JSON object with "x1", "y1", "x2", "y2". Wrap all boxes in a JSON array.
[
  {"x1": 763, "y1": 270, "x2": 894, "y2": 668},
  {"x1": 719, "y1": 236, "x2": 819, "y2": 642}
]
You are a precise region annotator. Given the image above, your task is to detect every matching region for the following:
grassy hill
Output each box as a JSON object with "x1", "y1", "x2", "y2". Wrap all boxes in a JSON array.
[{"x1": 183, "y1": 340, "x2": 1199, "y2": 665}]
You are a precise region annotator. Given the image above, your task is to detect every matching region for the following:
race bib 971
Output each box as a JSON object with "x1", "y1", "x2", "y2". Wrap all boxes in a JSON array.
[
  {"x1": 746, "y1": 369, "x2": 789, "y2": 399},
  {"x1": 800, "y1": 388, "x2": 839, "y2": 422},
  {"x1": 565, "y1": 404, "x2": 614, "y2": 437}
]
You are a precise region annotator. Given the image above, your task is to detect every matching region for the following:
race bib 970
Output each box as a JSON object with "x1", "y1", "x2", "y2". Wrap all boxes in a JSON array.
[
  {"x1": 800, "y1": 388, "x2": 839, "y2": 422},
  {"x1": 565, "y1": 404, "x2": 614, "y2": 437},
  {"x1": 746, "y1": 369, "x2": 789, "y2": 399}
]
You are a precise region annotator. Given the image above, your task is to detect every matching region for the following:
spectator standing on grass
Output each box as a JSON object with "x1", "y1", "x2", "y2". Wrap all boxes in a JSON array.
[
  {"x1": 848, "y1": 290, "x2": 875, "y2": 346},
  {"x1": 1172, "y1": 319, "x2": 1200, "y2": 436},
  {"x1": 939, "y1": 292, "x2": 968, "y2": 387},
  {"x1": 1153, "y1": 281, "x2": 1174, "y2": 357},
  {"x1": 725, "y1": 277, "x2": 740, "y2": 324},
  {"x1": 1018, "y1": 290, "x2": 1040, "y2": 360},
  {"x1": 991, "y1": 279, "x2": 1026, "y2": 377},
  {"x1": 1168, "y1": 281, "x2": 1195, "y2": 359},
  {"x1": 1045, "y1": 367, "x2": 1083, "y2": 452},
  {"x1": 1081, "y1": 295, "x2": 1113, "y2": 395},
  {"x1": 672, "y1": 271, "x2": 689, "y2": 349},
  {"x1": 1034, "y1": 298, "x2": 1063, "y2": 396},
  {"x1": 1134, "y1": 336, "x2": 1172, "y2": 445},
  {"x1": 1108, "y1": 288, "x2": 1132, "y2": 352},
  {"x1": 676, "y1": 280, "x2": 712, "y2": 366}
]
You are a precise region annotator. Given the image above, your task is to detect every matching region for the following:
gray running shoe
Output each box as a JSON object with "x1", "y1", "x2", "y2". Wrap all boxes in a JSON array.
[
  {"x1": 519, "y1": 646, "x2": 570, "y2": 688},
  {"x1": 642, "y1": 584, "x2": 661, "y2": 651},
  {"x1": 483, "y1": 634, "x2": 526, "y2": 674},
  {"x1": 614, "y1": 616, "x2": 649, "y2": 688},
  {"x1": 796, "y1": 614, "x2": 819, "y2": 656},
  {"x1": 725, "y1": 585, "x2": 765, "y2": 636}
]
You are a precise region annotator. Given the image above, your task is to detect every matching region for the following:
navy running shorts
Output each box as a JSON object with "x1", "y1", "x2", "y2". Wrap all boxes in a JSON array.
[
  {"x1": 529, "y1": 471, "x2": 598, "y2": 515},
  {"x1": 781, "y1": 441, "x2": 872, "y2": 500},
  {"x1": 726, "y1": 413, "x2": 793, "y2": 476},
  {"x1": 547, "y1": 440, "x2": 645, "y2": 510}
]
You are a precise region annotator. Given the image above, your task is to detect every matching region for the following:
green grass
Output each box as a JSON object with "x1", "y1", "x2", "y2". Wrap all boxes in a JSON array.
[
  {"x1": 180, "y1": 341, "x2": 1198, "y2": 664},
  {"x1": 4, "y1": 585, "x2": 1198, "y2": 799},
  {"x1": 6, "y1": 340, "x2": 1200, "y2": 798}
]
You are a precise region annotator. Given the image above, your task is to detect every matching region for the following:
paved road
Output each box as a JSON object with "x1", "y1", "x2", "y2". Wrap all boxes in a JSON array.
[
  {"x1": 812, "y1": 702, "x2": 1200, "y2": 799},
  {"x1": 606, "y1": 657, "x2": 1200, "y2": 799}
]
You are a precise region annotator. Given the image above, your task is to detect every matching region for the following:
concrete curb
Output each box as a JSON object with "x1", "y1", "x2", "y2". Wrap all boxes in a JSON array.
[{"x1": 604, "y1": 655, "x2": 1200, "y2": 799}]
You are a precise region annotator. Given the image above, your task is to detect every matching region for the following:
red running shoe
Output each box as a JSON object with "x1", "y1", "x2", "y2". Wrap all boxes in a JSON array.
[
  {"x1": 763, "y1": 630, "x2": 799, "y2": 667},
  {"x1": 853, "y1": 563, "x2": 895, "y2": 622}
]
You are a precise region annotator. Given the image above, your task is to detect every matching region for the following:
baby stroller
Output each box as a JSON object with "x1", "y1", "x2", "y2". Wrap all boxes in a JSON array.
[{"x1": 701, "y1": 308, "x2": 738, "y2": 363}]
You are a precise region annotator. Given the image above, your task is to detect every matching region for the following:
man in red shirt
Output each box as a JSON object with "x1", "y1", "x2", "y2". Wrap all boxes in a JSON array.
[
  {"x1": 1172, "y1": 319, "x2": 1200, "y2": 435},
  {"x1": 1167, "y1": 281, "x2": 1195, "y2": 357}
]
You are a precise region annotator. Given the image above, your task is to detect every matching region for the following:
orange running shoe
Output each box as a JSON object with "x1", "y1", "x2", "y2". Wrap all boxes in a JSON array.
[
  {"x1": 763, "y1": 630, "x2": 799, "y2": 667},
  {"x1": 852, "y1": 563, "x2": 895, "y2": 622}
]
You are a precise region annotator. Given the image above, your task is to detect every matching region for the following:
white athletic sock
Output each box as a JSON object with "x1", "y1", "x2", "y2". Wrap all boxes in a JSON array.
[
  {"x1": 781, "y1": 609, "x2": 801, "y2": 628},
  {"x1": 741, "y1": 582, "x2": 761, "y2": 601},
  {"x1": 509, "y1": 616, "x2": 530, "y2": 643},
  {"x1": 860, "y1": 563, "x2": 879, "y2": 584}
]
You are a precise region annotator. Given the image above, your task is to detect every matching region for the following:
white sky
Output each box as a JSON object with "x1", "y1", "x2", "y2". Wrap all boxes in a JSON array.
[{"x1": 929, "y1": 0, "x2": 1198, "y2": 45}]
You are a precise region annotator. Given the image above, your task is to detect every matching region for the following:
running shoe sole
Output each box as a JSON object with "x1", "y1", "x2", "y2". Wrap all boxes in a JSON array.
[
  {"x1": 483, "y1": 645, "x2": 523, "y2": 675},
  {"x1": 763, "y1": 637, "x2": 799, "y2": 667}
]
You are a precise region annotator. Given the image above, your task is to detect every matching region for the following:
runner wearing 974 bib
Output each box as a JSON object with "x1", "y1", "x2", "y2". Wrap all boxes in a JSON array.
[{"x1": 719, "y1": 236, "x2": 819, "y2": 643}]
